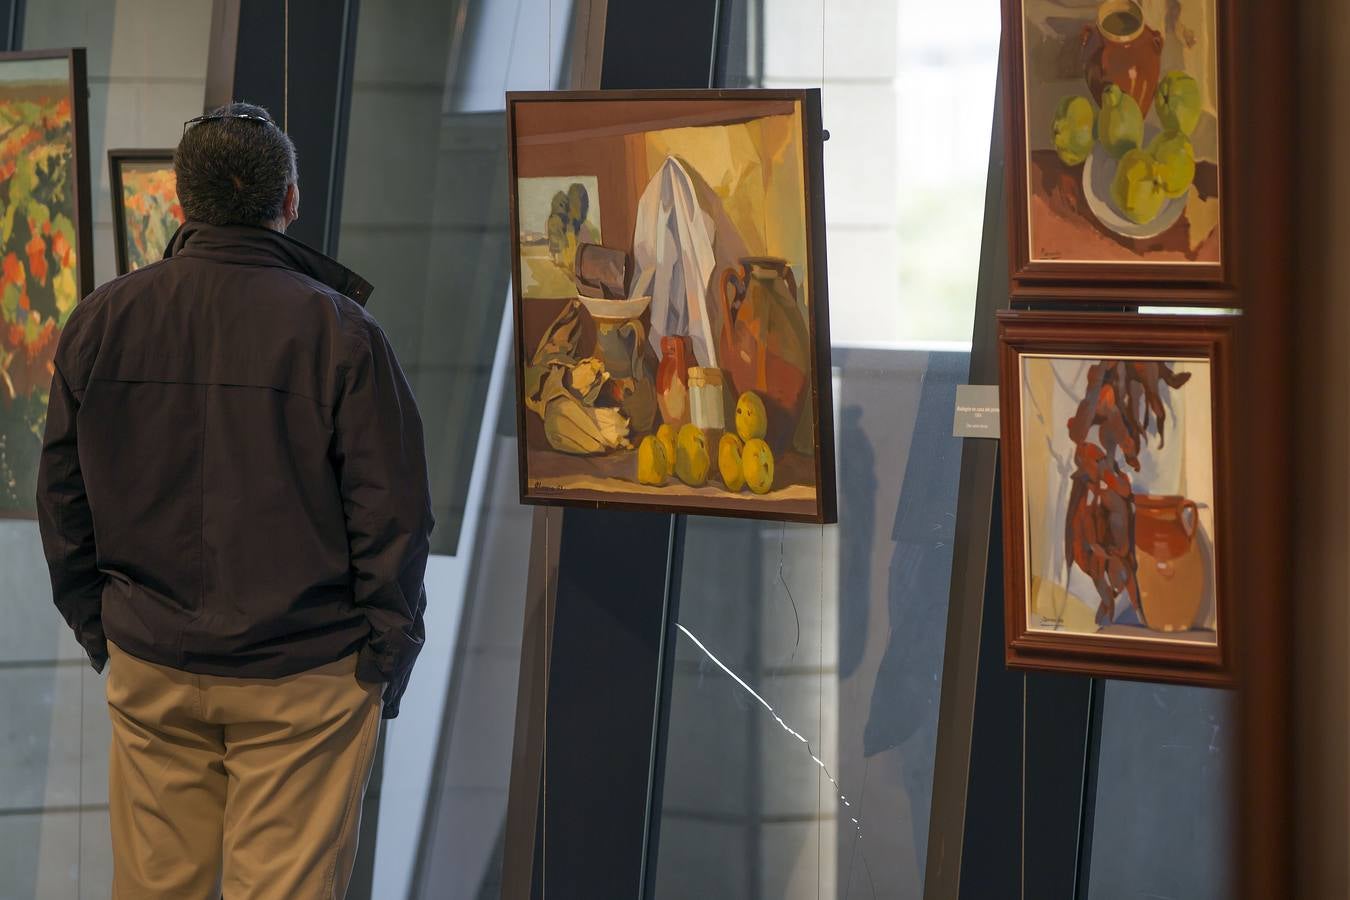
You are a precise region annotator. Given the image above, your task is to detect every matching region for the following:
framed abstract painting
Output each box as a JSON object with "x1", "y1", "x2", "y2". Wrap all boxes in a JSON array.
[
  {"x1": 1004, "y1": 0, "x2": 1235, "y2": 299},
  {"x1": 997, "y1": 310, "x2": 1235, "y2": 685},
  {"x1": 506, "y1": 89, "x2": 836, "y2": 523},
  {"x1": 109, "y1": 149, "x2": 183, "y2": 275},
  {"x1": 0, "y1": 49, "x2": 92, "y2": 518}
]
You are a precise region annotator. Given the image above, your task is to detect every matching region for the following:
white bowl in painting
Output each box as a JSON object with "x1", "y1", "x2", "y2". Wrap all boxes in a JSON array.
[
  {"x1": 577, "y1": 294, "x2": 652, "y2": 323},
  {"x1": 1082, "y1": 143, "x2": 1187, "y2": 241}
]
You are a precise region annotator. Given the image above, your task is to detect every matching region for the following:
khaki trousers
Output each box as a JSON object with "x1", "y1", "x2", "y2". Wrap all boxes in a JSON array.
[{"x1": 105, "y1": 642, "x2": 382, "y2": 899}]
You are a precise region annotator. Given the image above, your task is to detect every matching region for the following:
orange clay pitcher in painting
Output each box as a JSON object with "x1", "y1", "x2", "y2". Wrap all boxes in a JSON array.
[
  {"x1": 718, "y1": 257, "x2": 810, "y2": 451},
  {"x1": 1133, "y1": 494, "x2": 1206, "y2": 633},
  {"x1": 1081, "y1": 0, "x2": 1163, "y2": 116}
]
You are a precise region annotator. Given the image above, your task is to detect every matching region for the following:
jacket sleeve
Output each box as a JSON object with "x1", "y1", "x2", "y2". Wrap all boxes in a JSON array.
[
  {"x1": 36, "y1": 361, "x2": 107, "y2": 672},
  {"x1": 332, "y1": 315, "x2": 434, "y2": 719}
]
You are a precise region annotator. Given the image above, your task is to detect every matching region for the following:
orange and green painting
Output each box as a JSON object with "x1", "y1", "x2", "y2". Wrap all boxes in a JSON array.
[
  {"x1": 0, "y1": 56, "x2": 83, "y2": 516},
  {"x1": 116, "y1": 159, "x2": 182, "y2": 272}
]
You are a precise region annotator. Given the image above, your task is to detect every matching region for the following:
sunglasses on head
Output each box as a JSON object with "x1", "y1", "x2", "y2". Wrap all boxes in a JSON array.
[{"x1": 182, "y1": 112, "x2": 273, "y2": 135}]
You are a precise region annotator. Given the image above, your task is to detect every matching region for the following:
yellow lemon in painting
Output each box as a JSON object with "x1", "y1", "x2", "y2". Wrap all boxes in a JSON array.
[
  {"x1": 656, "y1": 423, "x2": 678, "y2": 469},
  {"x1": 734, "y1": 391, "x2": 767, "y2": 442},
  {"x1": 1110, "y1": 148, "x2": 1167, "y2": 224},
  {"x1": 1147, "y1": 131, "x2": 1196, "y2": 198},
  {"x1": 741, "y1": 438, "x2": 775, "y2": 495},
  {"x1": 1155, "y1": 70, "x2": 1202, "y2": 137},
  {"x1": 674, "y1": 424, "x2": 710, "y2": 487},
  {"x1": 1052, "y1": 95, "x2": 1095, "y2": 166},
  {"x1": 718, "y1": 433, "x2": 746, "y2": 492},
  {"x1": 636, "y1": 435, "x2": 670, "y2": 486},
  {"x1": 1096, "y1": 84, "x2": 1143, "y2": 159}
]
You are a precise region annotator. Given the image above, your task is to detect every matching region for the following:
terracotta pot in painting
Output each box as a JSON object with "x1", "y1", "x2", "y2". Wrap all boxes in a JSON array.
[
  {"x1": 656, "y1": 335, "x2": 695, "y2": 429},
  {"x1": 1133, "y1": 494, "x2": 1206, "y2": 633},
  {"x1": 1081, "y1": 0, "x2": 1163, "y2": 116},
  {"x1": 718, "y1": 257, "x2": 810, "y2": 451}
]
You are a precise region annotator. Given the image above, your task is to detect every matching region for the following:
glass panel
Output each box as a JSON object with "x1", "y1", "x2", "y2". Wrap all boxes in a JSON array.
[
  {"x1": 25, "y1": 0, "x2": 214, "y2": 287},
  {"x1": 1087, "y1": 682, "x2": 1234, "y2": 900},
  {"x1": 752, "y1": 0, "x2": 998, "y2": 345},
  {"x1": 2, "y1": 3, "x2": 214, "y2": 897},
  {"x1": 337, "y1": 0, "x2": 574, "y2": 555},
  {"x1": 338, "y1": 1, "x2": 509, "y2": 555},
  {"x1": 337, "y1": 0, "x2": 571, "y2": 895},
  {"x1": 410, "y1": 392, "x2": 533, "y2": 899},
  {"x1": 654, "y1": 349, "x2": 970, "y2": 898},
  {"x1": 651, "y1": 0, "x2": 998, "y2": 896}
]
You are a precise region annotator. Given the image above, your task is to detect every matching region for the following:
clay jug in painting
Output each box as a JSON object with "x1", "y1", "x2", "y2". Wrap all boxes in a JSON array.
[
  {"x1": 1081, "y1": 0, "x2": 1163, "y2": 116},
  {"x1": 656, "y1": 335, "x2": 695, "y2": 429},
  {"x1": 1133, "y1": 494, "x2": 1206, "y2": 633},
  {"x1": 718, "y1": 257, "x2": 810, "y2": 452}
]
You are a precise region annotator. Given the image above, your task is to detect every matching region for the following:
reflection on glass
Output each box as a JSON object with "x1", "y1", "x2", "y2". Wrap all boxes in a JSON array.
[
  {"x1": 1087, "y1": 682, "x2": 1233, "y2": 900},
  {"x1": 654, "y1": 350, "x2": 969, "y2": 898},
  {"x1": 338, "y1": 0, "x2": 571, "y2": 555},
  {"x1": 337, "y1": 3, "x2": 511, "y2": 555},
  {"x1": 2, "y1": 2, "x2": 215, "y2": 897},
  {"x1": 412, "y1": 414, "x2": 534, "y2": 898},
  {"x1": 741, "y1": 0, "x2": 999, "y2": 344},
  {"x1": 338, "y1": 1, "x2": 575, "y2": 897},
  {"x1": 650, "y1": 0, "x2": 995, "y2": 896}
]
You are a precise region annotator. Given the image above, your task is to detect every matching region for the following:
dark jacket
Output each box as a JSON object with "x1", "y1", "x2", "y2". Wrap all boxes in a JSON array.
[{"x1": 36, "y1": 222, "x2": 433, "y2": 718}]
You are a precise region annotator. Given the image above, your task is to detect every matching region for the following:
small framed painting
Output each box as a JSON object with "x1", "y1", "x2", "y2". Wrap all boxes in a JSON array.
[
  {"x1": 109, "y1": 149, "x2": 183, "y2": 275},
  {"x1": 1004, "y1": 0, "x2": 1234, "y2": 299},
  {"x1": 997, "y1": 310, "x2": 1235, "y2": 685},
  {"x1": 0, "y1": 49, "x2": 92, "y2": 518},
  {"x1": 506, "y1": 89, "x2": 836, "y2": 523}
]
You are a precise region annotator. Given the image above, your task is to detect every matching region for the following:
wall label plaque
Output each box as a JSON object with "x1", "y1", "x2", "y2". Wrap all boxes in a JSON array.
[{"x1": 953, "y1": 385, "x2": 1001, "y2": 438}]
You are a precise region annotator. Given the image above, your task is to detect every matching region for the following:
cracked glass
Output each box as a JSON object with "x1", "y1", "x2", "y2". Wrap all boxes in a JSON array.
[{"x1": 648, "y1": 0, "x2": 999, "y2": 895}]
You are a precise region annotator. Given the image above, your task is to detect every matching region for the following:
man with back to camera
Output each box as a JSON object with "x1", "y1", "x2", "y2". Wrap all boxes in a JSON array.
[{"x1": 35, "y1": 102, "x2": 433, "y2": 899}]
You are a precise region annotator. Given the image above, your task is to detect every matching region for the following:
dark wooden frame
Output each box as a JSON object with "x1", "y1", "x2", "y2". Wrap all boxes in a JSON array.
[
  {"x1": 0, "y1": 47, "x2": 91, "y2": 520},
  {"x1": 997, "y1": 310, "x2": 1236, "y2": 685},
  {"x1": 1232, "y1": 0, "x2": 1294, "y2": 893},
  {"x1": 1001, "y1": 0, "x2": 1238, "y2": 303},
  {"x1": 504, "y1": 88, "x2": 837, "y2": 524},
  {"x1": 107, "y1": 148, "x2": 176, "y2": 276}
]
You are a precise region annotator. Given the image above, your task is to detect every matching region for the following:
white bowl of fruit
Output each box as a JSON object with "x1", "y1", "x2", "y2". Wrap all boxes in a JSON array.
[{"x1": 1054, "y1": 71, "x2": 1203, "y2": 240}]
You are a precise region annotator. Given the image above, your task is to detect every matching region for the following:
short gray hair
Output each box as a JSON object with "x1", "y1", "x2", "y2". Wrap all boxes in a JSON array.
[{"x1": 173, "y1": 102, "x2": 297, "y2": 227}]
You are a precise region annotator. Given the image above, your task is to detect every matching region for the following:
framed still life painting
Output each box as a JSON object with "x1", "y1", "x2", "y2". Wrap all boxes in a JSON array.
[
  {"x1": 1004, "y1": 0, "x2": 1234, "y2": 296},
  {"x1": 0, "y1": 49, "x2": 92, "y2": 518},
  {"x1": 997, "y1": 311, "x2": 1235, "y2": 685},
  {"x1": 109, "y1": 149, "x2": 183, "y2": 275},
  {"x1": 505, "y1": 89, "x2": 836, "y2": 523}
]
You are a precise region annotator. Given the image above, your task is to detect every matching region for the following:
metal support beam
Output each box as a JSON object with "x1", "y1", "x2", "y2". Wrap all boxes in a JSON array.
[
  {"x1": 0, "y1": 0, "x2": 24, "y2": 51},
  {"x1": 228, "y1": 0, "x2": 358, "y2": 255}
]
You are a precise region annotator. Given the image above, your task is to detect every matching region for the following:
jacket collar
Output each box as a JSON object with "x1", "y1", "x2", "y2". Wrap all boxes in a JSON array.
[{"x1": 163, "y1": 222, "x2": 374, "y2": 306}]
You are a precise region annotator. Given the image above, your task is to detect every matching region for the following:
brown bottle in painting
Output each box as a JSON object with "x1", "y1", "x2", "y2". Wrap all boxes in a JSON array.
[
  {"x1": 1081, "y1": 0, "x2": 1163, "y2": 116},
  {"x1": 656, "y1": 335, "x2": 695, "y2": 429}
]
